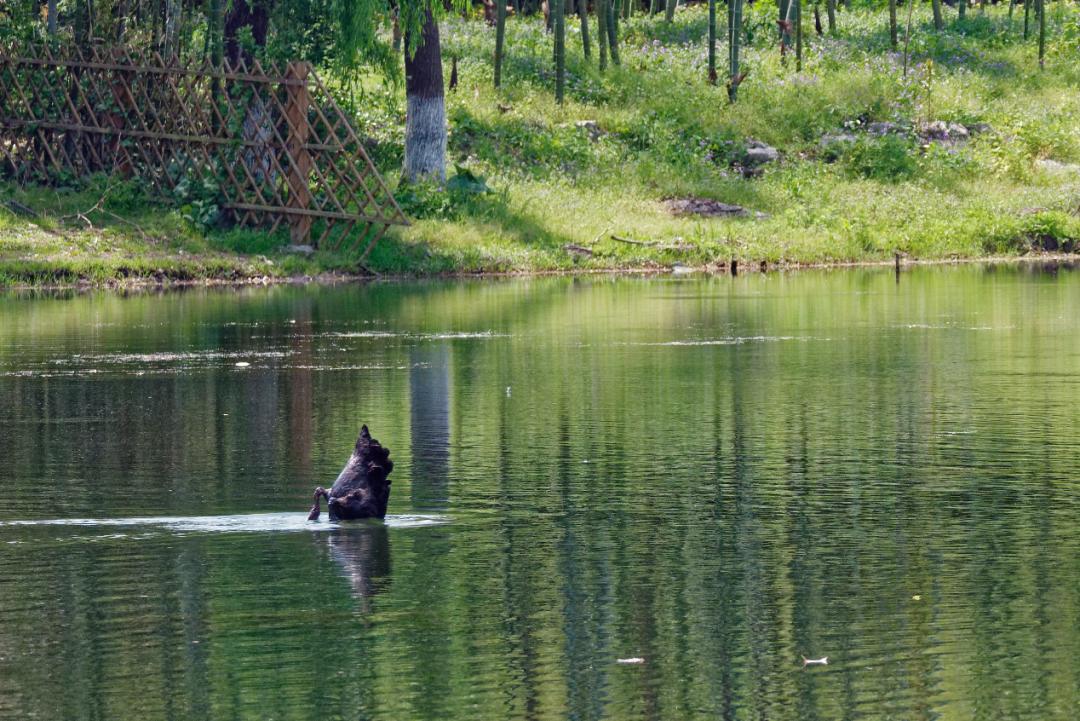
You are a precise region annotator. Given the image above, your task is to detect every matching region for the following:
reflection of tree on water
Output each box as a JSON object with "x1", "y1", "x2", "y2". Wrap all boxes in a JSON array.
[
  {"x1": 409, "y1": 345, "x2": 451, "y2": 510},
  {"x1": 324, "y1": 524, "x2": 392, "y2": 611}
]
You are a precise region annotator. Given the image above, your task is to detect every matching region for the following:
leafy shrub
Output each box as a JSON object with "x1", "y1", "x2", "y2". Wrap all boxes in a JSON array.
[
  {"x1": 395, "y1": 166, "x2": 498, "y2": 220},
  {"x1": 844, "y1": 136, "x2": 917, "y2": 181},
  {"x1": 174, "y1": 174, "x2": 225, "y2": 230},
  {"x1": 1017, "y1": 211, "x2": 1080, "y2": 252}
]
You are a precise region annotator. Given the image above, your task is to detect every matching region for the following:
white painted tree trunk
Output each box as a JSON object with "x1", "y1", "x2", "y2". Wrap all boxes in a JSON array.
[
  {"x1": 403, "y1": 95, "x2": 446, "y2": 184},
  {"x1": 403, "y1": 10, "x2": 446, "y2": 184}
]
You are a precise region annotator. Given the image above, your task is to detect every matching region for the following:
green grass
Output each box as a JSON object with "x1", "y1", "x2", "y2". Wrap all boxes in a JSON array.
[{"x1": 3, "y1": 4, "x2": 1080, "y2": 284}]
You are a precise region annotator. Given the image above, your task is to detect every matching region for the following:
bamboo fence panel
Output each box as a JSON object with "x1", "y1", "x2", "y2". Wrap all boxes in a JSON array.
[{"x1": 0, "y1": 43, "x2": 407, "y2": 252}]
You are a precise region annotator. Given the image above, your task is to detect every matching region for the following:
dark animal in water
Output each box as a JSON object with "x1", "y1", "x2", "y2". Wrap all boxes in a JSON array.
[{"x1": 308, "y1": 425, "x2": 394, "y2": 521}]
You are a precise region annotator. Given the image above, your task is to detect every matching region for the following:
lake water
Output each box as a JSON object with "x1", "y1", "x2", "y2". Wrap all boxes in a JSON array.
[{"x1": 1, "y1": 265, "x2": 1079, "y2": 721}]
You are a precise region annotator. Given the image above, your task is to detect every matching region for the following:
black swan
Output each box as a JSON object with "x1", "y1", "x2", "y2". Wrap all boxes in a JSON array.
[{"x1": 308, "y1": 425, "x2": 394, "y2": 521}]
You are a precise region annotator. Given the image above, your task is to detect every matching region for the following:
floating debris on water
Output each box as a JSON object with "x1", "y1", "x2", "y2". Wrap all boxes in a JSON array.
[
  {"x1": 801, "y1": 656, "x2": 828, "y2": 667},
  {"x1": 234, "y1": 362, "x2": 250, "y2": 367},
  {"x1": 617, "y1": 657, "x2": 645, "y2": 665}
]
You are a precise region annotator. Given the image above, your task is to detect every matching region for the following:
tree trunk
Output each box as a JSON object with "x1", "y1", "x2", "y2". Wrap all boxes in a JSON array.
[
  {"x1": 826, "y1": 0, "x2": 835, "y2": 33},
  {"x1": 903, "y1": 0, "x2": 914, "y2": 75},
  {"x1": 959, "y1": 0, "x2": 966, "y2": 20},
  {"x1": 728, "y1": 0, "x2": 743, "y2": 102},
  {"x1": 47, "y1": 0, "x2": 58, "y2": 35},
  {"x1": 889, "y1": 0, "x2": 897, "y2": 47},
  {"x1": 665, "y1": 0, "x2": 677, "y2": 22},
  {"x1": 164, "y1": 0, "x2": 181, "y2": 60},
  {"x1": 607, "y1": 0, "x2": 620, "y2": 65},
  {"x1": 116, "y1": 0, "x2": 129, "y2": 41},
  {"x1": 1037, "y1": 0, "x2": 1045, "y2": 68},
  {"x1": 553, "y1": 0, "x2": 565, "y2": 102},
  {"x1": 1024, "y1": 0, "x2": 1030, "y2": 38},
  {"x1": 209, "y1": 0, "x2": 223, "y2": 66},
  {"x1": 578, "y1": 0, "x2": 591, "y2": 59},
  {"x1": 403, "y1": 9, "x2": 447, "y2": 183},
  {"x1": 931, "y1": 0, "x2": 943, "y2": 30},
  {"x1": 795, "y1": 0, "x2": 802, "y2": 71},
  {"x1": 224, "y1": 0, "x2": 269, "y2": 66},
  {"x1": 708, "y1": 0, "x2": 717, "y2": 83},
  {"x1": 597, "y1": 0, "x2": 609, "y2": 70},
  {"x1": 209, "y1": 0, "x2": 224, "y2": 126},
  {"x1": 495, "y1": 0, "x2": 507, "y2": 85},
  {"x1": 779, "y1": 0, "x2": 790, "y2": 56}
]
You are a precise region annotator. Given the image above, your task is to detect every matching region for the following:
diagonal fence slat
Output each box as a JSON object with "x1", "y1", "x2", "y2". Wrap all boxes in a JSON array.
[{"x1": 0, "y1": 43, "x2": 407, "y2": 250}]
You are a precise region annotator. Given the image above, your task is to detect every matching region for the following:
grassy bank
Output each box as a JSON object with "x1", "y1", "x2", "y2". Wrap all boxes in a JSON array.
[{"x1": 3, "y1": 4, "x2": 1080, "y2": 285}]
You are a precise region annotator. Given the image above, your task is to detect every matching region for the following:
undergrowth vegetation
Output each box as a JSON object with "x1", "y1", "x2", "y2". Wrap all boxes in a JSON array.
[{"x1": 3, "y1": 3, "x2": 1080, "y2": 282}]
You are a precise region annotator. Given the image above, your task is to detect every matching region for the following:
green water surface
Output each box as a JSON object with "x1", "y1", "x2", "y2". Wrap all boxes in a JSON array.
[{"x1": 1, "y1": 265, "x2": 1078, "y2": 721}]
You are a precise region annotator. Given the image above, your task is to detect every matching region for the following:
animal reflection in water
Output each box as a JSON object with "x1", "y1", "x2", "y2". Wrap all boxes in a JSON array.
[
  {"x1": 324, "y1": 524, "x2": 391, "y2": 605},
  {"x1": 307, "y1": 426, "x2": 394, "y2": 608},
  {"x1": 308, "y1": 425, "x2": 393, "y2": 521}
]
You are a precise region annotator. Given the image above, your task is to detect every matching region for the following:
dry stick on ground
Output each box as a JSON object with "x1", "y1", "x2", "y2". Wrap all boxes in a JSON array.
[
  {"x1": 57, "y1": 158, "x2": 153, "y2": 241},
  {"x1": 589, "y1": 223, "x2": 614, "y2": 245},
  {"x1": 611, "y1": 234, "x2": 693, "y2": 252}
]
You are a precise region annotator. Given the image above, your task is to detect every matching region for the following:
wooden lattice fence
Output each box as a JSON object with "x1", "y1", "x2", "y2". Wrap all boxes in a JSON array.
[{"x1": 0, "y1": 44, "x2": 407, "y2": 252}]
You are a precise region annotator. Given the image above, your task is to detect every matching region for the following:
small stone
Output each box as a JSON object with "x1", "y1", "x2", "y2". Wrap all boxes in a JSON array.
[
  {"x1": 967, "y1": 122, "x2": 994, "y2": 135},
  {"x1": 867, "y1": 121, "x2": 901, "y2": 136},
  {"x1": 744, "y1": 139, "x2": 779, "y2": 166},
  {"x1": 820, "y1": 133, "x2": 857, "y2": 147},
  {"x1": 574, "y1": 120, "x2": 604, "y2": 141},
  {"x1": 664, "y1": 197, "x2": 750, "y2": 218},
  {"x1": 1035, "y1": 159, "x2": 1080, "y2": 174},
  {"x1": 947, "y1": 123, "x2": 969, "y2": 140},
  {"x1": 563, "y1": 243, "x2": 594, "y2": 257},
  {"x1": 920, "y1": 120, "x2": 950, "y2": 140}
]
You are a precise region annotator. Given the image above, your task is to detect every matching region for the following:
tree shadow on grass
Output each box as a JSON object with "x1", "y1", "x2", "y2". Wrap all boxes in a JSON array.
[{"x1": 359, "y1": 189, "x2": 584, "y2": 274}]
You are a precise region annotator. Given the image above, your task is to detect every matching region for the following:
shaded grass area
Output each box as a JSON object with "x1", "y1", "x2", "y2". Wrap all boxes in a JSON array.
[{"x1": 4, "y1": 5, "x2": 1080, "y2": 285}]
